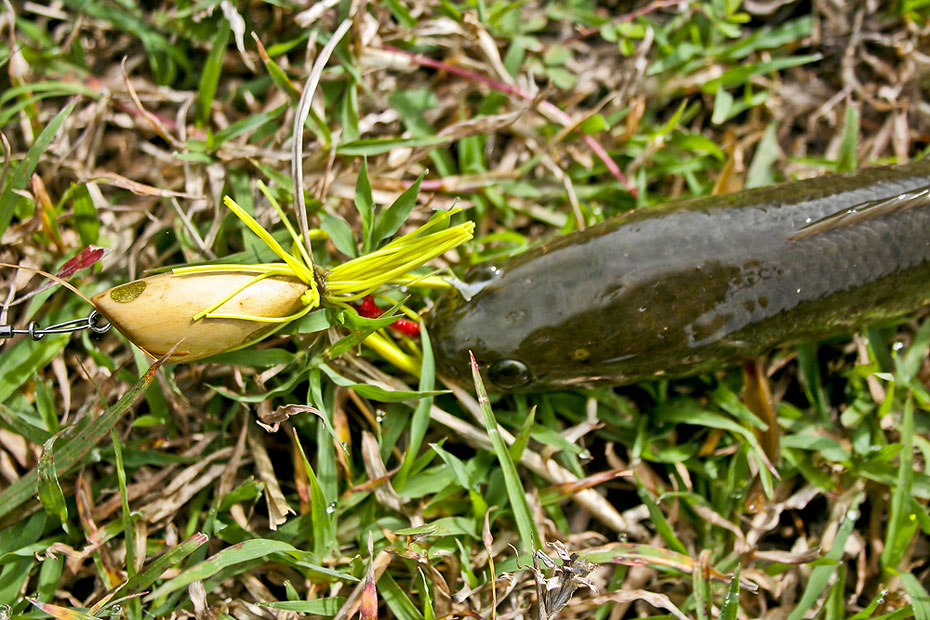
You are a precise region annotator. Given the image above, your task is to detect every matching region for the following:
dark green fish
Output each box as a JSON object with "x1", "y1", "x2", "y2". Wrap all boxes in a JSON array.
[{"x1": 428, "y1": 161, "x2": 930, "y2": 391}]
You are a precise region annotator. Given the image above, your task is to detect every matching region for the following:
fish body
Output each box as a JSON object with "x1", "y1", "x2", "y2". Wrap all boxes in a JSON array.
[{"x1": 427, "y1": 161, "x2": 930, "y2": 391}]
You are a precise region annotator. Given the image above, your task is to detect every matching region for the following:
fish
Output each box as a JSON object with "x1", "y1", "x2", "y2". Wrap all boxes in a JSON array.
[{"x1": 427, "y1": 160, "x2": 930, "y2": 392}]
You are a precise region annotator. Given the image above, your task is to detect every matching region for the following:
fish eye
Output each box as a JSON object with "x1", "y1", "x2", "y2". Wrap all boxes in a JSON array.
[{"x1": 488, "y1": 359, "x2": 532, "y2": 390}]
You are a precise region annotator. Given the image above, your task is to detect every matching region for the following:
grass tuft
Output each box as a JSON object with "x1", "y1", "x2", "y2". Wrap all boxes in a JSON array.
[{"x1": 0, "y1": 2, "x2": 928, "y2": 619}]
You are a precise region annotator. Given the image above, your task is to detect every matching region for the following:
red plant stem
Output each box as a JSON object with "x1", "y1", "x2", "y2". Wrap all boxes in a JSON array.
[{"x1": 381, "y1": 45, "x2": 636, "y2": 196}]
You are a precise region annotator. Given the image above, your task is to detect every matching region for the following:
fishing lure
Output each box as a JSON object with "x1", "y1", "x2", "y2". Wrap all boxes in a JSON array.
[
  {"x1": 427, "y1": 160, "x2": 930, "y2": 392},
  {"x1": 92, "y1": 271, "x2": 309, "y2": 363},
  {"x1": 89, "y1": 193, "x2": 472, "y2": 363}
]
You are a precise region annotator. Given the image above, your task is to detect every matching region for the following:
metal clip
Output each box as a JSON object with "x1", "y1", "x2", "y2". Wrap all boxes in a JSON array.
[{"x1": 0, "y1": 310, "x2": 111, "y2": 341}]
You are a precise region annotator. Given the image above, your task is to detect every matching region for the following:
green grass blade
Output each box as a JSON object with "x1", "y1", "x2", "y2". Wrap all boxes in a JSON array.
[
  {"x1": 374, "y1": 174, "x2": 423, "y2": 246},
  {"x1": 0, "y1": 354, "x2": 165, "y2": 521},
  {"x1": 109, "y1": 533, "x2": 208, "y2": 600},
  {"x1": 899, "y1": 572, "x2": 930, "y2": 620},
  {"x1": 0, "y1": 80, "x2": 99, "y2": 107},
  {"x1": 211, "y1": 104, "x2": 287, "y2": 147},
  {"x1": 27, "y1": 598, "x2": 99, "y2": 620},
  {"x1": 111, "y1": 430, "x2": 136, "y2": 578},
  {"x1": 195, "y1": 20, "x2": 231, "y2": 128},
  {"x1": 71, "y1": 183, "x2": 100, "y2": 245},
  {"x1": 35, "y1": 552, "x2": 63, "y2": 603},
  {"x1": 429, "y1": 442, "x2": 476, "y2": 491},
  {"x1": 337, "y1": 136, "x2": 448, "y2": 156},
  {"x1": 0, "y1": 402, "x2": 52, "y2": 444},
  {"x1": 657, "y1": 400, "x2": 774, "y2": 497},
  {"x1": 36, "y1": 436, "x2": 69, "y2": 527},
  {"x1": 260, "y1": 598, "x2": 346, "y2": 614},
  {"x1": 319, "y1": 363, "x2": 445, "y2": 402},
  {"x1": 881, "y1": 392, "x2": 916, "y2": 571},
  {"x1": 745, "y1": 122, "x2": 779, "y2": 188},
  {"x1": 293, "y1": 434, "x2": 336, "y2": 559},
  {"x1": 508, "y1": 404, "x2": 535, "y2": 463},
  {"x1": 470, "y1": 353, "x2": 538, "y2": 555},
  {"x1": 716, "y1": 564, "x2": 740, "y2": 620},
  {"x1": 635, "y1": 476, "x2": 688, "y2": 555},
  {"x1": 145, "y1": 539, "x2": 298, "y2": 600},
  {"x1": 309, "y1": 368, "x2": 340, "y2": 504},
  {"x1": 785, "y1": 494, "x2": 861, "y2": 620},
  {"x1": 35, "y1": 375, "x2": 61, "y2": 432},
  {"x1": 356, "y1": 157, "x2": 374, "y2": 253},
  {"x1": 395, "y1": 320, "x2": 436, "y2": 490},
  {"x1": 321, "y1": 212, "x2": 358, "y2": 258},
  {"x1": 0, "y1": 513, "x2": 45, "y2": 605},
  {"x1": 339, "y1": 81, "x2": 360, "y2": 142},
  {"x1": 826, "y1": 563, "x2": 846, "y2": 620},
  {"x1": 896, "y1": 320, "x2": 930, "y2": 383},
  {"x1": 847, "y1": 588, "x2": 893, "y2": 620},
  {"x1": 692, "y1": 555, "x2": 709, "y2": 620},
  {"x1": 379, "y1": 572, "x2": 425, "y2": 620},
  {"x1": 253, "y1": 34, "x2": 301, "y2": 101},
  {"x1": 0, "y1": 99, "x2": 75, "y2": 238},
  {"x1": 837, "y1": 104, "x2": 860, "y2": 173}
]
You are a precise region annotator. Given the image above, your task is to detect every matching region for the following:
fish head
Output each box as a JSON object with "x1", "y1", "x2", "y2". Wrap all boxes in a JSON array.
[{"x1": 427, "y1": 260, "x2": 551, "y2": 392}]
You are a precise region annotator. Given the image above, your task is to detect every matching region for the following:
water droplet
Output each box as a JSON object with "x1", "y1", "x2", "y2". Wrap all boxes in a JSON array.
[
  {"x1": 327, "y1": 501, "x2": 337, "y2": 514},
  {"x1": 617, "y1": 533, "x2": 629, "y2": 543},
  {"x1": 893, "y1": 341, "x2": 905, "y2": 352},
  {"x1": 110, "y1": 604, "x2": 122, "y2": 615},
  {"x1": 578, "y1": 449, "x2": 591, "y2": 461},
  {"x1": 846, "y1": 508, "x2": 860, "y2": 521},
  {"x1": 730, "y1": 489, "x2": 745, "y2": 501},
  {"x1": 796, "y1": 288, "x2": 802, "y2": 294},
  {"x1": 805, "y1": 217, "x2": 812, "y2": 223},
  {"x1": 638, "y1": 306, "x2": 647, "y2": 313},
  {"x1": 0, "y1": 604, "x2": 11, "y2": 620},
  {"x1": 375, "y1": 409, "x2": 386, "y2": 423},
  {"x1": 465, "y1": 263, "x2": 503, "y2": 284}
]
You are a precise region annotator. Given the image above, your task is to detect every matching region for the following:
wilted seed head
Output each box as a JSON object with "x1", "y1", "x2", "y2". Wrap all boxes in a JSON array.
[
  {"x1": 533, "y1": 542, "x2": 598, "y2": 620},
  {"x1": 92, "y1": 271, "x2": 309, "y2": 363}
]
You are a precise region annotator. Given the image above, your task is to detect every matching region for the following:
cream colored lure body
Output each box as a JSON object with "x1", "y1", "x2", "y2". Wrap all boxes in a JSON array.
[{"x1": 92, "y1": 272, "x2": 308, "y2": 363}]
